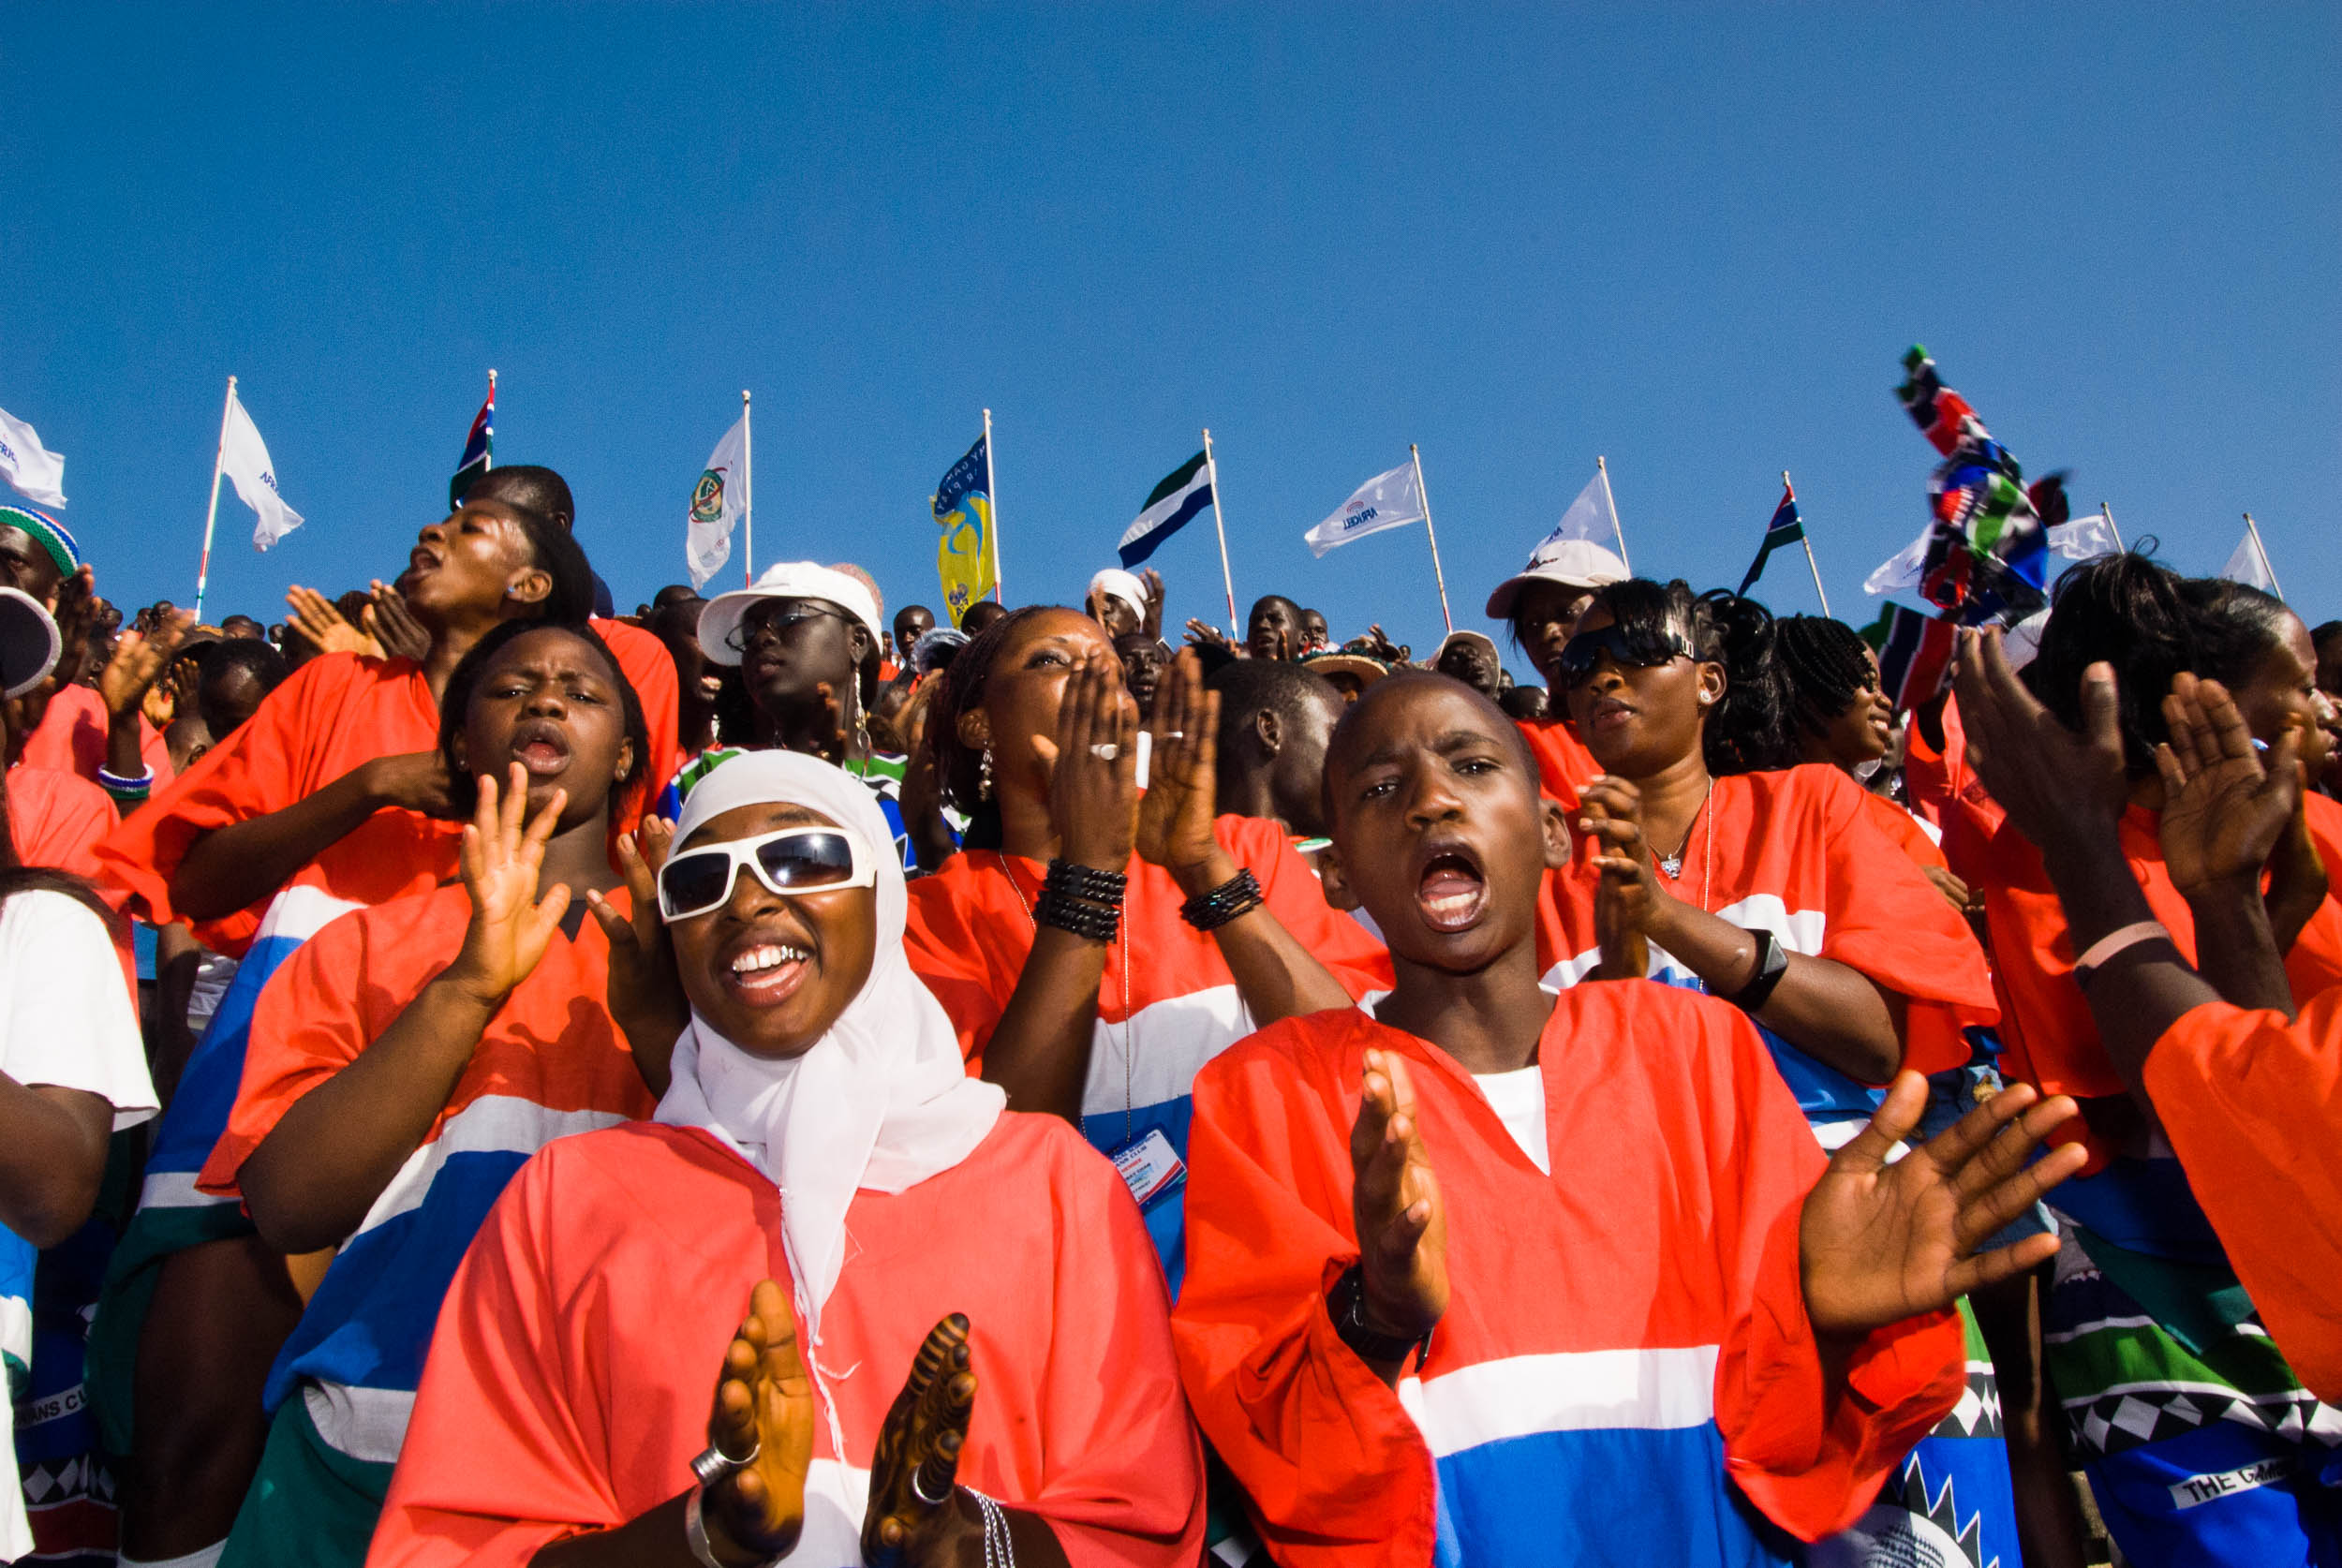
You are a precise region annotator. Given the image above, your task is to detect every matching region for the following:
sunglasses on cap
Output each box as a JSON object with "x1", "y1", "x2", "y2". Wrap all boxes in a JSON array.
[
  {"x1": 1554, "y1": 623, "x2": 1697, "y2": 688},
  {"x1": 656, "y1": 825, "x2": 879, "y2": 922}
]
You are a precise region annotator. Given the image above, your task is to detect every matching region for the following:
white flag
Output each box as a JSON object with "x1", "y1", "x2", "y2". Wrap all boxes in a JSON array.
[
  {"x1": 1864, "y1": 524, "x2": 1933, "y2": 596},
  {"x1": 1303, "y1": 461, "x2": 1426, "y2": 558},
  {"x1": 0, "y1": 405, "x2": 67, "y2": 509},
  {"x1": 2049, "y1": 512, "x2": 2121, "y2": 563},
  {"x1": 686, "y1": 413, "x2": 749, "y2": 590},
  {"x1": 1544, "y1": 469, "x2": 1617, "y2": 549},
  {"x1": 2222, "y1": 526, "x2": 2280, "y2": 597},
  {"x1": 223, "y1": 393, "x2": 304, "y2": 550}
]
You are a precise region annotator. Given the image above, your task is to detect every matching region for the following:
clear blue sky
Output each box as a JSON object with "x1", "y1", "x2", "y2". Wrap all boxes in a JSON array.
[{"x1": 5, "y1": 5, "x2": 2335, "y2": 668}]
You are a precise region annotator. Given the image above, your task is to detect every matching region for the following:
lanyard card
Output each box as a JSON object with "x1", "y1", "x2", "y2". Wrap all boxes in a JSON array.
[{"x1": 1109, "y1": 1128, "x2": 1186, "y2": 1211}]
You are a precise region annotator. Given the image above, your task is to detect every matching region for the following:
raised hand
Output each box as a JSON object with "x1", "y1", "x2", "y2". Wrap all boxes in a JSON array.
[
  {"x1": 1034, "y1": 653, "x2": 1136, "y2": 874},
  {"x1": 585, "y1": 819, "x2": 688, "y2": 1088},
  {"x1": 285, "y1": 584, "x2": 381, "y2": 658},
  {"x1": 702, "y1": 1280, "x2": 817, "y2": 1564},
  {"x1": 1799, "y1": 1072, "x2": 2084, "y2": 1339},
  {"x1": 2155, "y1": 673, "x2": 2303, "y2": 898},
  {"x1": 1348, "y1": 1049, "x2": 1448, "y2": 1354},
  {"x1": 1134, "y1": 650, "x2": 1225, "y2": 888},
  {"x1": 1138, "y1": 568, "x2": 1166, "y2": 639},
  {"x1": 46, "y1": 567, "x2": 97, "y2": 689},
  {"x1": 1952, "y1": 629, "x2": 2128, "y2": 852},
  {"x1": 813, "y1": 680, "x2": 852, "y2": 764},
  {"x1": 862, "y1": 1314, "x2": 980, "y2": 1568},
  {"x1": 1182, "y1": 618, "x2": 1233, "y2": 656},
  {"x1": 363, "y1": 580, "x2": 431, "y2": 662},
  {"x1": 444, "y1": 762, "x2": 571, "y2": 1006},
  {"x1": 1578, "y1": 776, "x2": 1660, "y2": 980},
  {"x1": 97, "y1": 608, "x2": 195, "y2": 720}
]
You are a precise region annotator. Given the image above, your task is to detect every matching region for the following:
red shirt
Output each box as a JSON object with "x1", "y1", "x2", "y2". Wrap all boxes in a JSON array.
[
  {"x1": 20, "y1": 682, "x2": 172, "y2": 787},
  {"x1": 1517, "y1": 717, "x2": 1600, "y2": 811}
]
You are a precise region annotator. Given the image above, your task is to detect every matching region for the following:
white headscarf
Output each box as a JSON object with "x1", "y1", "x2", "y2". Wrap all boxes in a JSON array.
[{"x1": 654, "y1": 751, "x2": 1003, "y2": 1357}]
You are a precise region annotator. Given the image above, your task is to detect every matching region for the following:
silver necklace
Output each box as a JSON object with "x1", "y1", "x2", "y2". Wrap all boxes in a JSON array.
[{"x1": 1656, "y1": 780, "x2": 1715, "y2": 882}]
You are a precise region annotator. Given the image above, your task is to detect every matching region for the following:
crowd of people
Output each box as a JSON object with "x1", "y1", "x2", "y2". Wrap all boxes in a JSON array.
[{"x1": 0, "y1": 466, "x2": 2336, "y2": 1568}]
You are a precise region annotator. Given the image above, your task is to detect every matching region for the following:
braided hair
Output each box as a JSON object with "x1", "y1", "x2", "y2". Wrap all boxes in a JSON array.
[
  {"x1": 1774, "y1": 615, "x2": 1880, "y2": 743},
  {"x1": 1578, "y1": 580, "x2": 1793, "y2": 776},
  {"x1": 928, "y1": 604, "x2": 1053, "y2": 816}
]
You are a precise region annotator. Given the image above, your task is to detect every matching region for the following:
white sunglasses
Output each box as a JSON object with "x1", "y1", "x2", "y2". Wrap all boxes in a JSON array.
[{"x1": 656, "y1": 824, "x2": 879, "y2": 922}]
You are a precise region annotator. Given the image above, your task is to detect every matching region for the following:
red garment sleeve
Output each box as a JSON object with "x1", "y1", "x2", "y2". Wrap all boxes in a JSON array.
[
  {"x1": 1173, "y1": 1029, "x2": 1440, "y2": 1568},
  {"x1": 904, "y1": 865, "x2": 1018, "y2": 1069},
  {"x1": 366, "y1": 1157, "x2": 629, "y2": 1568},
  {"x1": 194, "y1": 903, "x2": 381, "y2": 1199},
  {"x1": 92, "y1": 652, "x2": 363, "y2": 946},
  {"x1": 2140, "y1": 996, "x2": 2342, "y2": 1403},
  {"x1": 591, "y1": 618, "x2": 681, "y2": 829},
  {"x1": 1518, "y1": 717, "x2": 1599, "y2": 811},
  {"x1": 1697, "y1": 997, "x2": 1969, "y2": 1540},
  {"x1": 1026, "y1": 1126, "x2": 1208, "y2": 1566},
  {"x1": 1801, "y1": 766, "x2": 1995, "y2": 1076},
  {"x1": 1227, "y1": 816, "x2": 1392, "y2": 997}
]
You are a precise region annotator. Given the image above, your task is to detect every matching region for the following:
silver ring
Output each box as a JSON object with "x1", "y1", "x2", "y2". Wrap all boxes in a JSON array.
[
  {"x1": 910, "y1": 1460, "x2": 955, "y2": 1507},
  {"x1": 1161, "y1": 730, "x2": 1184, "y2": 740},
  {"x1": 689, "y1": 1438, "x2": 760, "y2": 1488},
  {"x1": 1089, "y1": 742, "x2": 1120, "y2": 762}
]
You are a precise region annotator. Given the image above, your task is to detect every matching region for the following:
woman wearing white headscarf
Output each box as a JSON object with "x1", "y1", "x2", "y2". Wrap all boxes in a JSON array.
[{"x1": 368, "y1": 751, "x2": 1204, "y2": 1568}]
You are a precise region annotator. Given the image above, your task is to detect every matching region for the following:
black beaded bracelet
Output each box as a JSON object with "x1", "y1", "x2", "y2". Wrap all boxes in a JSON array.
[
  {"x1": 1180, "y1": 868, "x2": 1264, "y2": 932},
  {"x1": 1044, "y1": 859, "x2": 1128, "y2": 907},
  {"x1": 1035, "y1": 888, "x2": 1120, "y2": 943}
]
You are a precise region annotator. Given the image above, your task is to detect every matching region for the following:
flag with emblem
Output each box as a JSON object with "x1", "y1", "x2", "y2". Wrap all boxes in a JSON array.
[
  {"x1": 450, "y1": 372, "x2": 495, "y2": 510},
  {"x1": 933, "y1": 431, "x2": 997, "y2": 624},
  {"x1": 684, "y1": 410, "x2": 749, "y2": 590}
]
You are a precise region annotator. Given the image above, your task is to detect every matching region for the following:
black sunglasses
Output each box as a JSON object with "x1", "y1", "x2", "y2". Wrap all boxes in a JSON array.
[{"x1": 1554, "y1": 624, "x2": 1695, "y2": 688}]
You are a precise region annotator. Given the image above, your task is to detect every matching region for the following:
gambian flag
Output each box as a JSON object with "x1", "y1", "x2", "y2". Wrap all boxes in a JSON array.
[
  {"x1": 1861, "y1": 601, "x2": 1956, "y2": 714},
  {"x1": 450, "y1": 377, "x2": 495, "y2": 510},
  {"x1": 1118, "y1": 451, "x2": 1212, "y2": 569},
  {"x1": 1737, "y1": 483, "x2": 1804, "y2": 595}
]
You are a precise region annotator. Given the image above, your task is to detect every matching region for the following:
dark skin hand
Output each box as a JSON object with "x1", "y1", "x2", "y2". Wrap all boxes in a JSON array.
[
  {"x1": 1951, "y1": 630, "x2": 2230, "y2": 1102},
  {"x1": 585, "y1": 819, "x2": 685, "y2": 1094},
  {"x1": 97, "y1": 608, "x2": 194, "y2": 791},
  {"x1": 1577, "y1": 775, "x2": 1905, "y2": 1082},
  {"x1": 363, "y1": 580, "x2": 433, "y2": 662},
  {"x1": 1345, "y1": 1048, "x2": 1451, "y2": 1389},
  {"x1": 2155, "y1": 673, "x2": 2301, "y2": 1017},
  {"x1": 170, "y1": 745, "x2": 456, "y2": 920}
]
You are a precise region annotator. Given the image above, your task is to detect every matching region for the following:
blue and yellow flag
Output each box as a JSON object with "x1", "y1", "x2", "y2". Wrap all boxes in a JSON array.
[{"x1": 933, "y1": 433, "x2": 995, "y2": 625}]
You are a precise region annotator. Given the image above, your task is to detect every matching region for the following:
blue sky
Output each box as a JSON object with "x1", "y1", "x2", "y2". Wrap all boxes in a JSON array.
[{"x1": 5, "y1": 4, "x2": 2335, "y2": 667}]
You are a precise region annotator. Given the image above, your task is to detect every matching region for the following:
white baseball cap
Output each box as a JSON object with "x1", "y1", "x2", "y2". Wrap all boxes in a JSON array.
[
  {"x1": 698, "y1": 562, "x2": 886, "y2": 668},
  {"x1": 0, "y1": 585, "x2": 62, "y2": 700},
  {"x1": 1484, "y1": 538, "x2": 1630, "y2": 619}
]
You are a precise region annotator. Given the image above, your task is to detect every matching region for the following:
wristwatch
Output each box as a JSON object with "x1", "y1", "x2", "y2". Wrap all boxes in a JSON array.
[
  {"x1": 1327, "y1": 1264, "x2": 1433, "y2": 1368},
  {"x1": 1725, "y1": 927, "x2": 1789, "y2": 1013}
]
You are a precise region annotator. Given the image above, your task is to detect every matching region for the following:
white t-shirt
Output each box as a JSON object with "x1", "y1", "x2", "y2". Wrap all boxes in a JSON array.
[
  {"x1": 1474, "y1": 1065, "x2": 1549, "y2": 1175},
  {"x1": 0, "y1": 888, "x2": 159, "y2": 1559}
]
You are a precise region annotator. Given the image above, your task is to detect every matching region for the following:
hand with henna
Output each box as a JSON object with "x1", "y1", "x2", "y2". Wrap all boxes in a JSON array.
[
  {"x1": 1346, "y1": 1049, "x2": 1448, "y2": 1388},
  {"x1": 861, "y1": 1314, "x2": 979, "y2": 1566}
]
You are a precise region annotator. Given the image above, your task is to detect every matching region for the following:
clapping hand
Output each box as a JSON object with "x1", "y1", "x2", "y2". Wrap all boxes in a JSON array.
[
  {"x1": 1799, "y1": 1072, "x2": 2083, "y2": 1339},
  {"x1": 1347, "y1": 1050, "x2": 1448, "y2": 1367},
  {"x1": 1952, "y1": 629, "x2": 2128, "y2": 853},
  {"x1": 98, "y1": 608, "x2": 195, "y2": 720},
  {"x1": 286, "y1": 584, "x2": 381, "y2": 658},
  {"x1": 1134, "y1": 650, "x2": 1226, "y2": 891},
  {"x1": 1033, "y1": 653, "x2": 1136, "y2": 876},
  {"x1": 363, "y1": 581, "x2": 431, "y2": 662},
  {"x1": 1578, "y1": 776, "x2": 1660, "y2": 981},
  {"x1": 700, "y1": 1280, "x2": 817, "y2": 1564},
  {"x1": 1183, "y1": 618, "x2": 1233, "y2": 656},
  {"x1": 2155, "y1": 673, "x2": 2305, "y2": 900},
  {"x1": 585, "y1": 818, "x2": 687, "y2": 1090},
  {"x1": 862, "y1": 1315, "x2": 980, "y2": 1567}
]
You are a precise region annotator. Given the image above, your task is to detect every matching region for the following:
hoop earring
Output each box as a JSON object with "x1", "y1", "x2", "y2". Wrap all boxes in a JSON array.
[{"x1": 978, "y1": 747, "x2": 994, "y2": 802}]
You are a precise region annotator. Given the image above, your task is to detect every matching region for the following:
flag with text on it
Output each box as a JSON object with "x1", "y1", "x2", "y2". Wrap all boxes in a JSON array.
[
  {"x1": 1738, "y1": 484, "x2": 1804, "y2": 594},
  {"x1": 450, "y1": 378, "x2": 494, "y2": 510},
  {"x1": 933, "y1": 433, "x2": 996, "y2": 624},
  {"x1": 684, "y1": 413, "x2": 749, "y2": 591},
  {"x1": 1118, "y1": 451, "x2": 1211, "y2": 569},
  {"x1": 1303, "y1": 461, "x2": 1425, "y2": 557},
  {"x1": 0, "y1": 406, "x2": 67, "y2": 510},
  {"x1": 225, "y1": 393, "x2": 304, "y2": 550},
  {"x1": 2221, "y1": 526, "x2": 2280, "y2": 598}
]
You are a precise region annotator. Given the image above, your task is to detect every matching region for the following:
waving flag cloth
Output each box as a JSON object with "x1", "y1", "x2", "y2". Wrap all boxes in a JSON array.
[
  {"x1": 2221, "y1": 521, "x2": 2281, "y2": 598},
  {"x1": 1738, "y1": 483, "x2": 1804, "y2": 594},
  {"x1": 1118, "y1": 451, "x2": 1211, "y2": 569},
  {"x1": 225, "y1": 392, "x2": 304, "y2": 550},
  {"x1": 0, "y1": 406, "x2": 67, "y2": 510},
  {"x1": 1303, "y1": 461, "x2": 1426, "y2": 557},
  {"x1": 932, "y1": 432, "x2": 996, "y2": 624},
  {"x1": 1861, "y1": 602, "x2": 1957, "y2": 714},
  {"x1": 684, "y1": 410, "x2": 749, "y2": 590},
  {"x1": 1889, "y1": 347, "x2": 2065, "y2": 625},
  {"x1": 448, "y1": 374, "x2": 494, "y2": 510}
]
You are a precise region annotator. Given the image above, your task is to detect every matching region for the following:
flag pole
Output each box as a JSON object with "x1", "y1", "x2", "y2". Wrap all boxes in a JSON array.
[
  {"x1": 483, "y1": 368, "x2": 497, "y2": 474},
  {"x1": 1786, "y1": 470, "x2": 1832, "y2": 617},
  {"x1": 983, "y1": 407, "x2": 1003, "y2": 603},
  {"x1": 740, "y1": 390, "x2": 753, "y2": 587},
  {"x1": 2244, "y1": 511, "x2": 2284, "y2": 601},
  {"x1": 194, "y1": 375, "x2": 236, "y2": 624},
  {"x1": 2099, "y1": 501, "x2": 2124, "y2": 552},
  {"x1": 1413, "y1": 444, "x2": 1455, "y2": 634},
  {"x1": 1596, "y1": 454, "x2": 1631, "y2": 573},
  {"x1": 1202, "y1": 428, "x2": 1238, "y2": 639}
]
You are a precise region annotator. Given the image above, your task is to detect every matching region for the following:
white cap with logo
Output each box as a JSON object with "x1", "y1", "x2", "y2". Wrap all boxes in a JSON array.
[
  {"x1": 1484, "y1": 538, "x2": 1631, "y2": 620},
  {"x1": 698, "y1": 562, "x2": 886, "y2": 668}
]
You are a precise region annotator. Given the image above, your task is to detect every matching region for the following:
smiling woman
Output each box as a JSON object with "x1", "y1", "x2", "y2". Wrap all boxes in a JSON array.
[{"x1": 368, "y1": 751, "x2": 1206, "y2": 1568}]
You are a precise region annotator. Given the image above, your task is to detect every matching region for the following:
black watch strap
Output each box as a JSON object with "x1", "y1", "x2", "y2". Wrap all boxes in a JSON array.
[
  {"x1": 1327, "y1": 1264, "x2": 1432, "y2": 1368},
  {"x1": 1725, "y1": 926, "x2": 1790, "y2": 1013}
]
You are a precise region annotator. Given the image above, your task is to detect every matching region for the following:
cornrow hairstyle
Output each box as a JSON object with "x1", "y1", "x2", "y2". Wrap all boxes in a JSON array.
[
  {"x1": 929, "y1": 604, "x2": 1053, "y2": 818},
  {"x1": 1774, "y1": 614, "x2": 1880, "y2": 742},
  {"x1": 436, "y1": 619, "x2": 651, "y2": 821}
]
